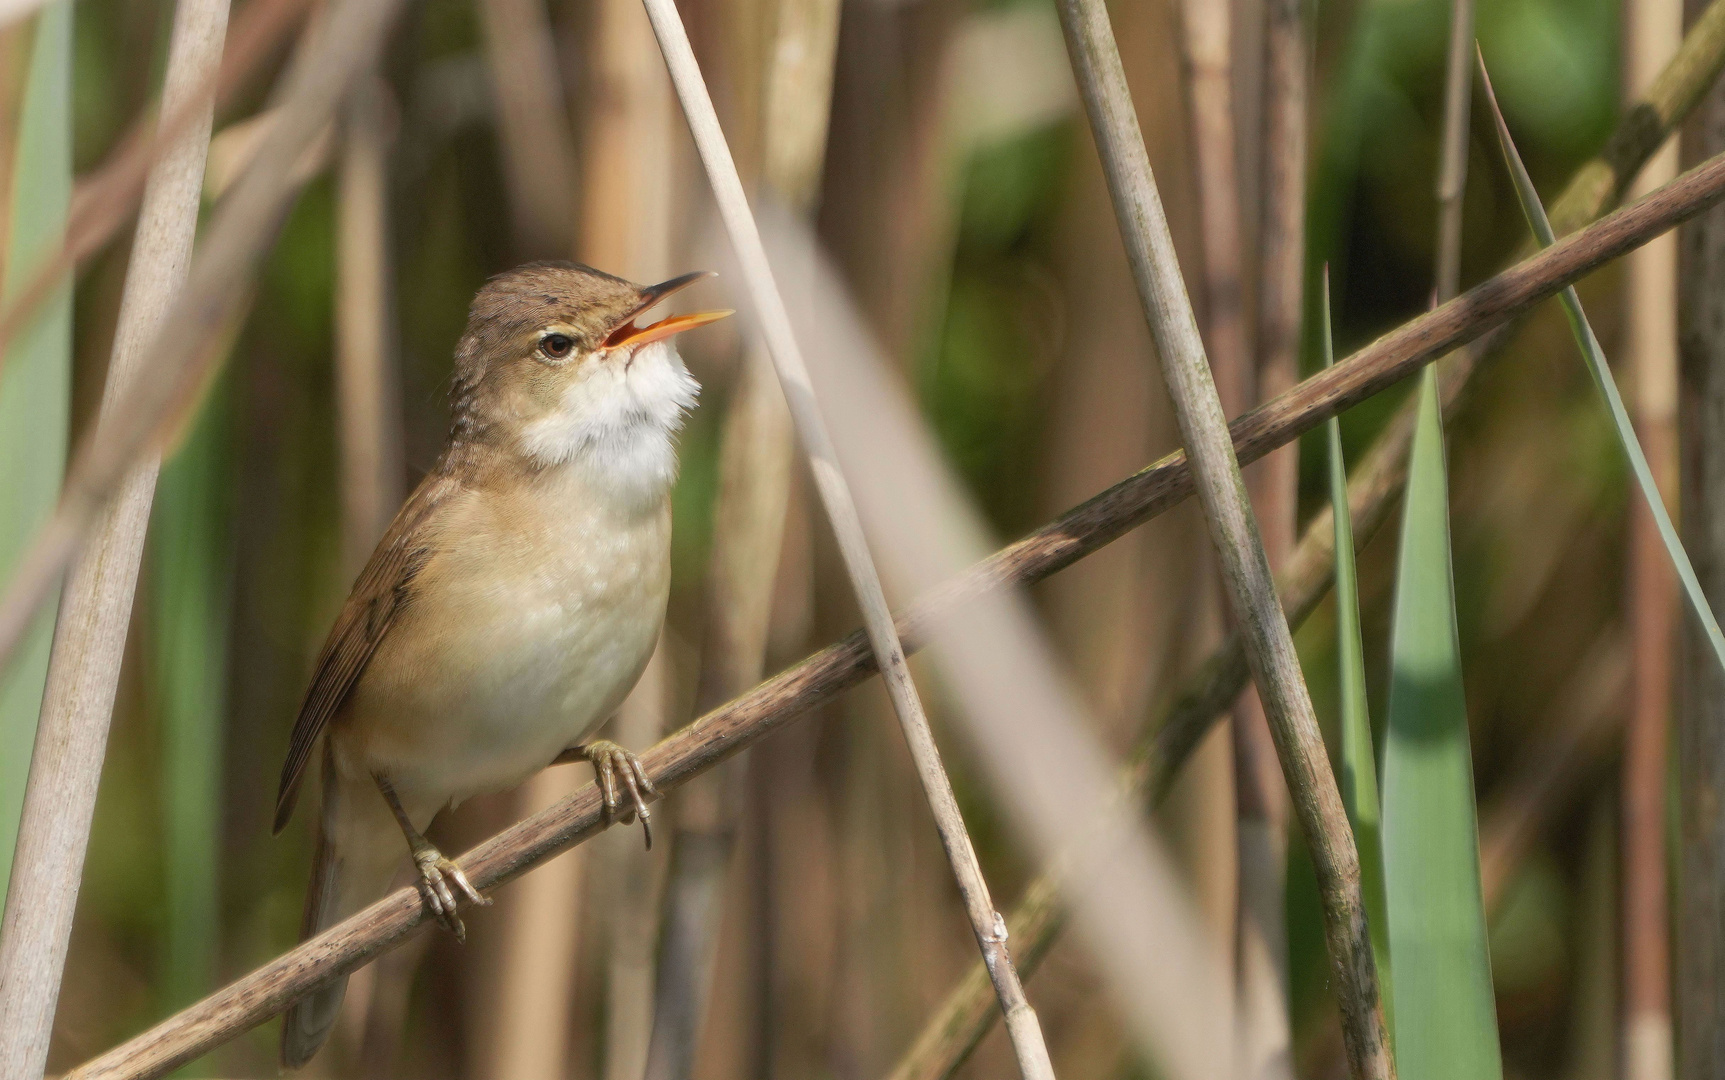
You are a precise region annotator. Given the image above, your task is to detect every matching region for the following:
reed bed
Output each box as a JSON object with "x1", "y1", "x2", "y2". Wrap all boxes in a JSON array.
[{"x1": 0, "y1": 1, "x2": 1720, "y2": 1079}]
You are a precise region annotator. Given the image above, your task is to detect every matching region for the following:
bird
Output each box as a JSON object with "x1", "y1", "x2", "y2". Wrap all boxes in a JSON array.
[{"x1": 273, "y1": 261, "x2": 730, "y2": 1068}]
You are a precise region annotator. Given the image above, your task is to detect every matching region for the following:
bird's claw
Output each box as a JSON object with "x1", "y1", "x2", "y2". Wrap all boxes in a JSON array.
[
  {"x1": 412, "y1": 846, "x2": 489, "y2": 943},
  {"x1": 581, "y1": 739, "x2": 660, "y2": 850}
]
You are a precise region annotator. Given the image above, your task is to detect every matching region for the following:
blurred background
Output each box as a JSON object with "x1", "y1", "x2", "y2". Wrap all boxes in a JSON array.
[{"x1": 0, "y1": 0, "x2": 1662, "y2": 1075}]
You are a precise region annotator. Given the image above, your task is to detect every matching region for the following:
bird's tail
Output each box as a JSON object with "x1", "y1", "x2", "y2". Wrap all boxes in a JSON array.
[{"x1": 280, "y1": 746, "x2": 407, "y2": 1070}]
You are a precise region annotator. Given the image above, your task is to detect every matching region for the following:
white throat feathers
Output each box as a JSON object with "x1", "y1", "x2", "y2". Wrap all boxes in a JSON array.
[{"x1": 517, "y1": 339, "x2": 700, "y2": 508}]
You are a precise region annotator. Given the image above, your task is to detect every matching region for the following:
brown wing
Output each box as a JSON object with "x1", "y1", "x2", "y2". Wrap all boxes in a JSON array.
[{"x1": 272, "y1": 472, "x2": 458, "y2": 834}]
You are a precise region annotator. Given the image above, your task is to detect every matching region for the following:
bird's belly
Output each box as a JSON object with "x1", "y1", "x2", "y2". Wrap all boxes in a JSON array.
[{"x1": 344, "y1": 507, "x2": 669, "y2": 804}]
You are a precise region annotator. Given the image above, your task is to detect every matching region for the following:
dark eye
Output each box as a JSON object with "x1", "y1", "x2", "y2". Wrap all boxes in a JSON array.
[{"x1": 539, "y1": 333, "x2": 574, "y2": 360}]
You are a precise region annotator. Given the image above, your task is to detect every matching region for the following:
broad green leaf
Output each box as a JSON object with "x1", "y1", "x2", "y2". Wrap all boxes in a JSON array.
[
  {"x1": 153, "y1": 380, "x2": 233, "y2": 1016},
  {"x1": 1321, "y1": 270, "x2": 1391, "y2": 1028},
  {"x1": 1478, "y1": 53, "x2": 1725, "y2": 679},
  {"x1": 0, "y1": 0, "x2": 74, "y2": 905},
  {"x1": 1381, "y1": 372, "x2": 1502, "y2": 1080}
]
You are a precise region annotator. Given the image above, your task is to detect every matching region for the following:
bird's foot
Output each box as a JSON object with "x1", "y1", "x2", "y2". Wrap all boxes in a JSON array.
[
  {"x1": 410, "y1": 844, "x2": 489, "y2": 943},
  {"x1": 580, "y1": 739, "x2": 660, "y2": 849}
]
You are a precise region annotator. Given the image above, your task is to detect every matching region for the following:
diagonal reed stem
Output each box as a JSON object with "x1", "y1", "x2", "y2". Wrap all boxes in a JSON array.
[
  {"x1": 1051, "y1": 0, "x2": 1393, "y2": 1075},
  {"x1": 634, "y1": 0, "x2": 1057, "y2": 1076}
]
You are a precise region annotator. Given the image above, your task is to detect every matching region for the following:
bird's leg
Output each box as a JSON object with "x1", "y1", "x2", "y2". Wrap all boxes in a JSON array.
[
  {"x1": 374, "y1": 774, "x2": 488, "y2": 942},
  {"x1": 566, "y1": 740, "x2": 660, "y2": 850}
]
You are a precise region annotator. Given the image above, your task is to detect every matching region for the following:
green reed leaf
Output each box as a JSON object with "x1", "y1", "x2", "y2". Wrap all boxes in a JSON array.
[
  {"x1": 1381, "y1": 360, "x2": 1504, "y2": 1080},
  {"x1": 1321, "y1": 269, "x2": 1392, "y2": 1032}
]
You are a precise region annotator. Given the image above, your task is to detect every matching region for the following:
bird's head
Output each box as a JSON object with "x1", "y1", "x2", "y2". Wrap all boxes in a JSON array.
[{"x1": 447, "y1": 261, "x2": 730, "y2": 499}]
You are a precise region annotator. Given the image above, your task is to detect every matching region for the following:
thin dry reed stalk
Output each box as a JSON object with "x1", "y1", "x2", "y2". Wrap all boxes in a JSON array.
[
  {"x1": 1181, "y1": 0, "x2": 1251, "y2": 417},
  {"x1": 604, "y1": 644, "x2": 674, "y2": 1080},
  {"x1": 478, "y1": 0, "x2": 578, "y2": 256},
  {"x1": 581, "y1": 0, "x2": 675, "y2": 285},
  {"x1": 333, "y1": 71, "x2": 403, "y2": 577},
  {"x1": 328, "y1": 64, "x2": 408, "y2": 1070},
  {"x1": 1677, "y1": 0, "x2": 1725, "y2": 1072},
  {"x1": 1249, "y1": 0, "x2": 1305, "y2": 560},
  {"x1": 1053, "y1": 0, "x2": 1390, "y2": 1075},
  {"x1": 480, "y1": 789, "x2": 585, "y2": 1080},
  {"x1": 643, "y1": 0, "x2": 838, "y2": 1069},
  {"x1": 50, "y1": 141, "x2": 1725, "y2": 1080},
  {"x1": 638, "y1": 0, "x2": 1057, "y2": 1075},
  {"x1": 1433, "y1": 0, "x2": 1475, "y2": 305},
  {"x1": 1622, "y1": 3, "x2": 1682, "y2": 1079},
  {"x1": 0, "y1": 0, "x2": 228, "y2": 1075},
  {"x1": 1236, "y1": 0, "x2": 1307, "y2": 1071},
  {"x1": 1175, "y1": 0, "x2": 1246, "y2": 1043}
]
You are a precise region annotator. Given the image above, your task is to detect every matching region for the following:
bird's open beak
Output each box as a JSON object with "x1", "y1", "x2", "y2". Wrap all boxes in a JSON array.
[
  {"x1": 605, "y1": 309, "x2": 733, "y2": 350},
  {"x1": 604, "y1": 271, "x2": 732, "y2": 349}
]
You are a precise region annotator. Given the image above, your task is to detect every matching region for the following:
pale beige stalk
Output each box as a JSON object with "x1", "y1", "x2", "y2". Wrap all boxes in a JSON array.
[
  {"x1": 334, "y1": 72, "x2": 404, "y2": 577},
  {"x1": 327, "y1": 67, "x2": 408, "y2": 1065},
  {"x1": 1175, "y1": 0, "x2": 1245, "y2": 1046},
  {"x1": 1676, "y1": 2, "x2": 1725, "y2": 1069},
  {"x1": 603, "y1": 643, "x2": 673, "y2": 1080},
  {"x1": 583, "y1": 12, "x2": 677, "y2": 1075},
  {"x1": 478, "y1": 0, "x2": 578, "y2": 255},
  {"x1": 1239, "y1": 0, "x2": 1303, "y2": 1073},
  {"x1": 0, "y1": 0, "x2": 228, "y2": 1074},
  {"x1": 1623, "y1": 3, "x2": 1681, "y2": 1079}
]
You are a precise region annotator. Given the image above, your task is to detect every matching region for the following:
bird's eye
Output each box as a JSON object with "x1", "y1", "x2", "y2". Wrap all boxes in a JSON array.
[{"x1": 539, "y1": 333, "x2": 575, "y2": 360}]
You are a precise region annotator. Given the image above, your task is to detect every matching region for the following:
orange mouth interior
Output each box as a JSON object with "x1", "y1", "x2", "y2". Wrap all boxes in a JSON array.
[{"x1": 604, "y1": 309, "x2": 733, "y2": 350}]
